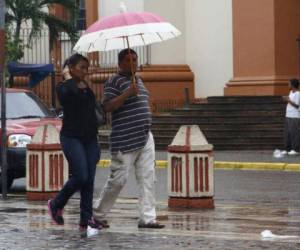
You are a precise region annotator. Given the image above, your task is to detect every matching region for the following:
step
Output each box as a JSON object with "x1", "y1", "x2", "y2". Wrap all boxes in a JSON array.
[
  {"x1": 153, "y1": 134, "x2": 282, "y2": 145},
  {"x1": 152, "y1": 142, "x2": 283, "y2": 151},
  {"x1": 151, "y1": 125, "x2": 283, "y2": 131},
  {"x1": 152, "y1": 134, "x2": 282, "y2": 142},
  {"x1": 206, "y1": 96, "x2": 285, "y2": 104},
  {"x1": 169, "y1": 110, "x2": 285, "y2": 117},
  {"x1": 99, "y1": 138, "x2": 284, "y2": 151},
  {"x1": 150, "y1": 123, "x2": 284, "y2": 131},
  {"x1": 186, "y1": 103, "x2": 285, "y2": 111},
  {"x1": 100, "y1": 130, "x2": 284, "y2": 144},
  {"x1": 151, "y1": 116, "x2": 284, "y2": 124},
  {"x1": 99, "y1": 135, "x2": 283, "y2": 145},
  {"x1": 151, "y1": 129, "x2": 283, "y2": 138},
  {"x1": 100, "y1": 95, "x2": 287, "y2": 151}
]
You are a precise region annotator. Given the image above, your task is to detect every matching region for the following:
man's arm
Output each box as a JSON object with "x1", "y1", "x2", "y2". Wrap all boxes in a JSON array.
[
  {"x1": 283, "y1": 94, "x2": 299, "y2": 109},
  {"x1": 104, "y1": 83, "x2": 139, "y2": 112},
  {"x1": 288, "y1": 98, "x2": 299, "y2": 109},
  {"x1": 287, "y1": 93, "x2": 300, "y2": 109}
]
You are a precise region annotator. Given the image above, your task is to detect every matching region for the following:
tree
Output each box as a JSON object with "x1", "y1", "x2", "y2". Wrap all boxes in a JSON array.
[
  {"x1": 5, "y1": 25, "x2": 23, "y2": 62},
  {"x1": 5, "y1": 0, "x2": 79, "y2": 61}
]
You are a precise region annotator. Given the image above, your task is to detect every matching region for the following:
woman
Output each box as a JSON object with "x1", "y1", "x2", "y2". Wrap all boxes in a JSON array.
[{"x1": 48, "y1": 53, "x2": 103, "y2": 230}]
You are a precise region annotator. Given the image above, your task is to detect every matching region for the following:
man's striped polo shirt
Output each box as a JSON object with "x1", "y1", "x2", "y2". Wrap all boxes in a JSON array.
[{"x1": 104, "y1": 72, "x2": 152, "y2": 154}]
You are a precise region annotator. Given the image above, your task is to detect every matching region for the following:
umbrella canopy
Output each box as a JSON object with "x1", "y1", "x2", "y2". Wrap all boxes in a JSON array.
[{"x1": 73, "y1": 11, "x2": 181, "y2": 52}]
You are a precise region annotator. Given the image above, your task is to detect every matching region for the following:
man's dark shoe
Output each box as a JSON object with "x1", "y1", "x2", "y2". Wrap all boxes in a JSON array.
[
  {"x1": 47, "y1": 199, "x2": 64, "y2": 225},
  {"x1": 138, "y1": 222, "x2": 165, "y2": 229},
  {"x1": 79, "y1": 217, "x2": 104, "y2": 231},
  {"x1": 93, "y1": 218, "x2": 110, "y2": 228}
]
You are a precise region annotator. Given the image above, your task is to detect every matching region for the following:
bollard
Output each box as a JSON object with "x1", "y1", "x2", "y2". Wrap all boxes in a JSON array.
[
  {"x1": 26, "y1": 124, "x2": 68, "y2": 201},
  {"x1": 167, "y1": 125, "x2": 214, "y2": 209}
]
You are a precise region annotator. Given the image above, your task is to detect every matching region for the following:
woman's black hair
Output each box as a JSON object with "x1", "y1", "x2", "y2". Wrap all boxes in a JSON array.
[
  {"x1": 63, "y1": 53, "x2": 89, "y2": 69},
  {"x1": 289, "y1": 79, "x2": 299, "y2": 89},
  {"x1": 118, "y1": 49, "x2": 137, "y2": 64}
]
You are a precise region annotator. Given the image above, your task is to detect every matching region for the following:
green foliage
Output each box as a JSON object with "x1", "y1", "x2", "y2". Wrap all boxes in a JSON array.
[
  {"x1": 5, "y1": 27, "x2": 24, "y2": 62},
  {"x1": 5, "y1": 0, "x2": 79, "y2": 62}
]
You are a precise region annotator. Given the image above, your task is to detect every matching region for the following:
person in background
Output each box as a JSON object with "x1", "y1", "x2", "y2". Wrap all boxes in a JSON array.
[
  {"x1": 93, "y1": 49, "x2": 165, "y2": 229},
  {"x1": 281, "y1": 79, "x2": 300, "y2": 155},
  {"x1": 47, "y1": 53, "x2": 107, "y2": 230}
]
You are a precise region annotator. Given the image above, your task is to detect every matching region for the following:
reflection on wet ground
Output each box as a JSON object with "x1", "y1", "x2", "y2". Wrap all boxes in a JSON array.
[
  {"x1": 3, "y1": 169, "x2": 300, "y2": 249},
  {"x1": 1, "y1": 197, "x2": 300, "y2": 249}
]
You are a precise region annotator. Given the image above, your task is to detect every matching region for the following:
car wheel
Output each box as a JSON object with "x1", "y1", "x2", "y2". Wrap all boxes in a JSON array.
[{"x1": 0, "y1": 173, "x2": 14, "y2": 192}]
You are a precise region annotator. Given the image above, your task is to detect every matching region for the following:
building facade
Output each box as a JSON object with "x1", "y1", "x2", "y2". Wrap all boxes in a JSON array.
[{"x1": 18, "y1": 0, "x2": 300, "y2": 98}]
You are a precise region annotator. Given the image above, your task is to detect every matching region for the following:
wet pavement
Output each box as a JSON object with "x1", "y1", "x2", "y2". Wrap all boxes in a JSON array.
[
  {"x1": 2, "y1": 164, "x2": 300, "y2": 249},
  {"x1": 1, "y1": 196, "x2": 300, "y2": 250}
]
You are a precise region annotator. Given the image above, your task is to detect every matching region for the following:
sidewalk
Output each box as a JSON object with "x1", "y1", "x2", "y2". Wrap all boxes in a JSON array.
[{"x1": 99, "y1": 150, "x2": 300, "y2": 171}]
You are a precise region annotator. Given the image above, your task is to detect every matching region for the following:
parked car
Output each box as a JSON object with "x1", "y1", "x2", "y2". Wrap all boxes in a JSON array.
[{"x1": 0, "y1": 88, "x2": 61, "y2": 191}]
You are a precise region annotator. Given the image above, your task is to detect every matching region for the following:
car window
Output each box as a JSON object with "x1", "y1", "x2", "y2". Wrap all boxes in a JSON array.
[{"x1": 0, "y1": 92, "x2": 54, "y2": 119}]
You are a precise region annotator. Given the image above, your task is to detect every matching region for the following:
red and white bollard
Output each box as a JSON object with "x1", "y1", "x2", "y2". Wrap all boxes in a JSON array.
[
  {"x1": 26, "y1": 124, "x2": 68, "y2": 201},
  {"x1": 167, "y1": 125, "x2": 214, "y2": 208}
]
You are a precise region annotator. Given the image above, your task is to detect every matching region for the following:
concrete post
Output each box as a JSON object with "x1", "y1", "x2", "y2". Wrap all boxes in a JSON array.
[
  {"x1": 167, "y1": 125, "x2": 214, "y2": 209},
  {"x1": 26, "y1": 124, "x2": 68, "y2": 200}
]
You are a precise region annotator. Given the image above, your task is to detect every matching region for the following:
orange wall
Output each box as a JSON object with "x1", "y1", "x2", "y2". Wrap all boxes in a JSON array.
[
  {"x1": 226, "y1": 0, "x2": 300, "y2": 96},
  {"x1": 232, "y1": 0, "x2": 276, "y2": 78},
  {"x1": 274, "y1": 0, "x2": 300, "y2": 76},
  {"x1": 90, "y1": 65, "x2": 195, "y2": 106},
  {"x1": 85, "y1": 0, "x2": 98, "y2": 26}
]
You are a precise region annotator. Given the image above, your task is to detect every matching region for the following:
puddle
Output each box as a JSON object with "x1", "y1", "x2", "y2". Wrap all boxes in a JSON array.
[{"x1": 0, "y1": 208, "x2": 27, "y2": 213}]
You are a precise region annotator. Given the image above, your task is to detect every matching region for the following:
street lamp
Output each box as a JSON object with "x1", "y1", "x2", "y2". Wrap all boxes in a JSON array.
[{"x1": 0, "y1": 0, "x2": 8, "y2": 199}]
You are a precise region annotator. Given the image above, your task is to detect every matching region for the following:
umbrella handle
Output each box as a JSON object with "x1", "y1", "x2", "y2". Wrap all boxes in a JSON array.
[{"x1": 126, "y1": 37, "x2": 136, "y2": 86}]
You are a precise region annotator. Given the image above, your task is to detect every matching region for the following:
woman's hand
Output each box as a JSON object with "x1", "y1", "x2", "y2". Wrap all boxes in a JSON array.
[{"x1": 62, "y1": 66, "x2": 72, "y2": 80}]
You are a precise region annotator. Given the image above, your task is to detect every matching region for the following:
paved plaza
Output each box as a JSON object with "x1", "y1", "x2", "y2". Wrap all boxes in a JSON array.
[
  {"x1": 1, "y1": 196, "x2": 300, "y2": 249},
  {"x1": 1, "y1": 155, "x2": 300, "y2": 249}
]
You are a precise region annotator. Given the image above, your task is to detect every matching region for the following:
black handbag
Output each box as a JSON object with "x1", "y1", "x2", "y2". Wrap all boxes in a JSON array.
[{"x1": 95, "y1": 101, "x2": 106, "y2": 127}]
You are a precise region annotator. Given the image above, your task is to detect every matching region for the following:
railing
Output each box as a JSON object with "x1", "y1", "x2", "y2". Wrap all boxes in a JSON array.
[
  {"x1": 10, "y1": 28, "x2": 188, "y2": 114},
  {"x1": 17, "y1": 28, "x2": 151, "y2": 68},
  {"x1": 18, "y1": 28, "x2": 50, "y2": 64},
  {"x1": 11, "y1": 27, "x2": 152, "y2": 109}
]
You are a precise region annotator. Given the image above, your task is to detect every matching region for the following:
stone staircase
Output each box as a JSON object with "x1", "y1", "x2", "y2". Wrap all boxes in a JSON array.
[{"x1": 99, "y1": 96, "x2": 286, "y2": 150}]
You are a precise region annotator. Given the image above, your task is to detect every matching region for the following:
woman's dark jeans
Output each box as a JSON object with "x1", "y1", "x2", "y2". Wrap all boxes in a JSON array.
[{"x1": 53, "y1": 135, "x2": 100, "y2": 222}]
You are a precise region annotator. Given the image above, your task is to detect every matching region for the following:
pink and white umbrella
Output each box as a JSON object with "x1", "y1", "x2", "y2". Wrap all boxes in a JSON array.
[{"x1": 73, "y1": 11, "x2": 181, "y2": 52}]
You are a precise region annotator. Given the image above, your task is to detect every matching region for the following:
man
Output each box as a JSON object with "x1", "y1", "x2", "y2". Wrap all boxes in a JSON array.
[{"x1": 94, "y1": 49, "x2": 164, "y2": 229}]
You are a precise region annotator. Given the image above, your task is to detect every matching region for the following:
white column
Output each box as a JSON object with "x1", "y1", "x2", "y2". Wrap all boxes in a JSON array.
[{"x1": 186, "y1": 0, "x2": 233, "y2": 97}]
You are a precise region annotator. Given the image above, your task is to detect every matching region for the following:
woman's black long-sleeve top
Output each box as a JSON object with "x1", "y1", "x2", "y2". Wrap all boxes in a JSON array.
[{"x1": 56, "y1": 79, "x2": 98, "y2": 141}]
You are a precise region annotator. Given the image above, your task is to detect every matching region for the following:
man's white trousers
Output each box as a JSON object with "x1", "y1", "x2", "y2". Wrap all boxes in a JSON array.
[{"x1": 94, "y1": 132, "x2": 157, "y2": 224}]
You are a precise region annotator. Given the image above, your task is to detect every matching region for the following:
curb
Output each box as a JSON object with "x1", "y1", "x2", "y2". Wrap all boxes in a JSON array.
[
  {"x1": 97, "y1": 159, "x2": 168, "y2": 168},
  {"x1": 214, "y1": 161, "x2": 300, "y2": 171},
  {"x1": 97, "y1": 160, "x2": 300, "y2": 171}
]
